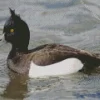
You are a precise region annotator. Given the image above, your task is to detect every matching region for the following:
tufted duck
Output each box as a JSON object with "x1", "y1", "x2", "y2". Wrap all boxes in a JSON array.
[{"x1": 3, "y1": 9, "x2": 100, "y2": 78}]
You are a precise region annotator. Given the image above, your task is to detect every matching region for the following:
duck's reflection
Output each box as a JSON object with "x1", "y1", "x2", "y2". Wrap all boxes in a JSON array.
[{"x1": 2, "y1": 70, "x2": 28, "y2": 99}]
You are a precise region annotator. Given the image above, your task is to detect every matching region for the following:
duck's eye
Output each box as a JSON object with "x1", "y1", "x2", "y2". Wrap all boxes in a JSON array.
[{"x1": 10, "y1": 29, "x2": 14, "y2": 33}]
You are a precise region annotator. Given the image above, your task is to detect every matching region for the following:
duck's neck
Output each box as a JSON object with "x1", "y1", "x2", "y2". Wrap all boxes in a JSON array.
[{"x1": 8, "y1": 45, "x2": 28, "y2": 59}]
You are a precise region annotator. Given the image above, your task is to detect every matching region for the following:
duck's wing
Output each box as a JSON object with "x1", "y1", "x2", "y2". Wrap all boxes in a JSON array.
[{"x1": 27, "y1": 44, "x2": 100, "y2": 67}]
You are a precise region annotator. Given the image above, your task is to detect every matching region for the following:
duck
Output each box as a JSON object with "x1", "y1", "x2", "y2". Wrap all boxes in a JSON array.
[{"x1": 2, "y1": 8, "x2": 100, "y2": 78}]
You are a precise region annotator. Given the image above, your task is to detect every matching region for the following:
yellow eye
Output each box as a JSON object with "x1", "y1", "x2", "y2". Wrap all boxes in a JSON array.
[{"x1": 10, "y1": 29, "x2": 14, "y2": 33}]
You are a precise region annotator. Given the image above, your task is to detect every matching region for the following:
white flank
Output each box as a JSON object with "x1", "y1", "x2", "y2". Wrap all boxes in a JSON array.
[{"x1": 29, "y1": 58, "x2": 83, "y2": 78}]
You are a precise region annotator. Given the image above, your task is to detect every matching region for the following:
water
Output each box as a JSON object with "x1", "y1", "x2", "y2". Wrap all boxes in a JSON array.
[{"x1": 0, "y1": 0, "x2": 100, "y2": 99}]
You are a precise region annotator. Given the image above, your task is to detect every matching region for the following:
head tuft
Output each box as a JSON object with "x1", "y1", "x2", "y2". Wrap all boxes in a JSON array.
[{"x1": 9, "y1": 8, "x2": 15, "y2": 18}]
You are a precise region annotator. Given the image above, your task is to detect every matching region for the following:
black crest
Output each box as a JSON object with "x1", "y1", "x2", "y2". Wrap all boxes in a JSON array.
[{"x1": 9, "y1": 8, "x2": 15, "y2": 17}]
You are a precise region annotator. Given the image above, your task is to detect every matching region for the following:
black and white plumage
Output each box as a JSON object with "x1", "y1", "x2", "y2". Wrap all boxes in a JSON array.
[{"x1": 3, "y1": 9, "x2": 100, "y2": 78}]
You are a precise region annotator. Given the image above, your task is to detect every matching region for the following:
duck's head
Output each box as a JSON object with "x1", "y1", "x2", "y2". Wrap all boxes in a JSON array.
[{"x1": 3, "y1": 8, "x2": 30, "y2": 51}]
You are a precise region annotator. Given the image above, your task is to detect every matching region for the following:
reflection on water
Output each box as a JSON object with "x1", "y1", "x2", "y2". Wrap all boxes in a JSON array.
[{"x1": 1, "y1": 71, "x2": 28, "y2": 100}]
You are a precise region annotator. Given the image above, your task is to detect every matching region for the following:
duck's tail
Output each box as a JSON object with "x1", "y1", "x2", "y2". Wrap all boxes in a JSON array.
[{"x1": 79, "y1": 50, "x2": 100, "y2": 73}]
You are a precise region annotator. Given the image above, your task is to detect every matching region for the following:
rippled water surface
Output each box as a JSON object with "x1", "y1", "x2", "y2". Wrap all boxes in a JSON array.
[{"x1": 1, "y1": 0, "x2": 100, "y2": 100}]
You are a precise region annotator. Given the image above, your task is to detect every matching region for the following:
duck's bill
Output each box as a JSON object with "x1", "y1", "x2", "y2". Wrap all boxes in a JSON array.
[
  {"x1": 0, "y1": 34, "x2": 4, "y2": 41},
  {"x1": 0, "y1": 34, "x2": 7, "y2": 47}
]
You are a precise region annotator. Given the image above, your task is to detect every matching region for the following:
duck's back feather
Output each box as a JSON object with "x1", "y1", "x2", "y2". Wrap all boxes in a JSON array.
[{"x1": 28, "y1": 44, "x2": 100, "y2": 67}]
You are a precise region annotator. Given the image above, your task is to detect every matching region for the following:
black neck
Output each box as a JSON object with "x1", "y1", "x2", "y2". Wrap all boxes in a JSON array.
[{"x1": 8, "y1": 45, "x2": 28, "y2": 59}]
